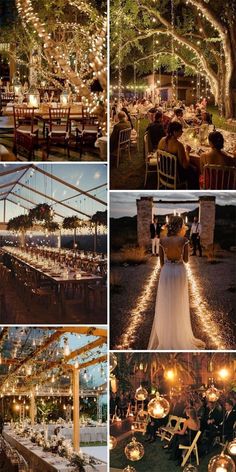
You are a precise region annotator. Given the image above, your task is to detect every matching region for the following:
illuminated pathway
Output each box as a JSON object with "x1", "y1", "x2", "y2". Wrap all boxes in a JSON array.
[
  {"x1": 115, "y1": 259, "x2": 160, "y2": 350},
  {"x1": 113, "y1": 256, "x2": 234, "y2": 350}
]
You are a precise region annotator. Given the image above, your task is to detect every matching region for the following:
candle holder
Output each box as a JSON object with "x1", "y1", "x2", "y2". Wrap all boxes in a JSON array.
[
  {"x1": 147, "y1": 391, "x2": 170, "y2": 419},
  {"x1": 124, "y1": 437, "x2": 144, "y2": 462}
]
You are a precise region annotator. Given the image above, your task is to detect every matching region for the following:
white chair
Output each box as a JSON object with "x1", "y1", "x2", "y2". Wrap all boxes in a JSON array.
[
  {"x1": 144, "y1": 132, "x2": 157, "y2": 187},
  {"x1": 179, "y1": 430, "x2": 201, "y2": 467},
  {"x1": 116, "y1": 128, "x2": 132, "y2": 167},
  {"x1": 158, "y1": 415, "x2": 185, "y2": 442},
  {"x1": 157, "y1": 149, "x2": 178, "y2": 189},
  {"x1": 202, "y1": 164, "x2": 236, "y2": 189}
]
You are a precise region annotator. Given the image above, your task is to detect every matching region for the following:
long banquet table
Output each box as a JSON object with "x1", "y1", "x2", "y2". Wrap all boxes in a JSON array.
[
  {"x1": 2, "y1": 247, "x2": 104, "y2": 312},
  {"x1": 3, "y1": 428, "x2": 106, "y2": 472}
]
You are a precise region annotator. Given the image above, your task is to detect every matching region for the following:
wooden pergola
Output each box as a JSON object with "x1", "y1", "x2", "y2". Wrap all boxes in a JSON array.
[{"x1": 0, "y1": 326, "x2": 107, "y2": 452}]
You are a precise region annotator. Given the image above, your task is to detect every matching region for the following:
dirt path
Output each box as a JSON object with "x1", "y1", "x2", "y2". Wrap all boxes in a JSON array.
[{"x1": 110, "y1": 252, "x2": 236, "y2": 350}]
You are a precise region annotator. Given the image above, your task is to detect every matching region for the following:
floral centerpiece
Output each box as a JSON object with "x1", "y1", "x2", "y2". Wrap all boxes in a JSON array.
[{"x1": 69, "y1": 452, "x2": 100, "y2": 471}]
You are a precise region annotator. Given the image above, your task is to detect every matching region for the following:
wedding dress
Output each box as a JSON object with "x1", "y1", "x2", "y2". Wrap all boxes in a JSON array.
[{"x1": 148, "y1": 239, "x2": 205, "y2": 350}]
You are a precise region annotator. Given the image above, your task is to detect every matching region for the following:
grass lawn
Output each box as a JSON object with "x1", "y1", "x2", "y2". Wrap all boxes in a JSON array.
[
  {"x1": 208, "y1": 106, "x2": 236, "y2": 132},
  {"x1": 110, "y1": 433, "x2": 224, "y2": 472}
]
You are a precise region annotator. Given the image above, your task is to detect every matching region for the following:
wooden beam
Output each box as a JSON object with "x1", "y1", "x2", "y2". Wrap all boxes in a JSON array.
[
  {"x1": 79, "y1": 354, "x2": 107, "y2": 370},
  {"x1": 53, "y1": 327, "x2": 107, "y2": 338},
  {"x1": 0, "y1": 164, "x2": 30, "y2": 178},
  {"x1": 65, "y1": 337, "x2": 106, "y2": 362},
  {"x1": 0, "y1": 181, "x2": 19, "y2": 191},
  {"x1": 58, "y1": 182, "x2": 107, "y2": 205},
  {"x1": 15, "y1": 182, "x2": 91, "y2": 218},
  {"x1": 31, "y1": 164, "x2": 107, "y2": 207}
]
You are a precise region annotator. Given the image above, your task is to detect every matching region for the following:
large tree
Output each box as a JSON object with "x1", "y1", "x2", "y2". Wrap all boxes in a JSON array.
[
  {"x1": 1, "y1": 0, "x2": 106, "y2": 108},
  {"x1": 110, "y1": 0, "x2": 236, "y2": 118}
]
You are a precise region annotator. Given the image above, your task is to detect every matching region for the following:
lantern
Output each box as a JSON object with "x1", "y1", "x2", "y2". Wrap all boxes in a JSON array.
[
  {"x1": 208, "y1": 453, "x2": 235, "y2": 472},
  {"x1": 13, "y1": 75, "x2": 22, "y2": 95},
  {"x1": 205, "y1": 385, "x2": 220, "y2": 402},
  {"x1": 135, "y1": 385, "x2": 148, "y2": 401},
  {"x1": 147, "y1": 392, "x2": 170, "y2": 419},
  {"x1": 110, "y1": 353, "x2": 117, "y2": 373},
  {"x1": 60, "y1": 89, "x2": 69, "y2": 105},
  {"x1": 109, "y1": 436, "x2": 117, "y2": 450},
  {"x1": 183, "y1": 466, "x2": 198, "y2": 472},
  {"x1": 123, "y1": 467, "x2": 137, "y2": 472},
  {"x1": 228, "y1": 439, "x2": 236, "y2": 456},
  {"x1": 124, "y1": 437, "x2": 144, "y2": 462},
  {"x1": 28, "y1": 84, "x2": 40, "y2": 108}
]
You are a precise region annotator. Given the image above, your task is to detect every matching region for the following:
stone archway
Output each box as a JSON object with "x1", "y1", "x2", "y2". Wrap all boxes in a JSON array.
[{"x1": 136, "y1": 196, "x2": 216, "y2": 249}]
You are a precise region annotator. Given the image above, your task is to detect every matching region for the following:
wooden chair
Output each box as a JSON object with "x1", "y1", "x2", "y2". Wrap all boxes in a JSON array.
[
  {"x1": 202, "y1": 164, "x2": 236, "y2": 189},
  {"x1": 179, "y1": 430, "x2": 201, "y2": 467},
  {"x1": 47, "y1": 107, "x2": 71, "y2": 158},
  {"x1": 13, "y1": 106, "x2": 39, "y2": 160},
  {"x1": 144, "y1": 132, "x2": 157, "y2": 187},
  {"x1": 116, "y1": 128, "x2": 132, "y2": 167}
]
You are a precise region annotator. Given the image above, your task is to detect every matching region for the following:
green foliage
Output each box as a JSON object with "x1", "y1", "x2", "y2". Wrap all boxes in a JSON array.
[
  {"x1": 29, "y1": 204, "x2": 52, "y2": 223},
  {"x1": 7, "y1": 215, "x2": 32, "y2": 232},
  {"x1": 91, "y1": 210, "x2": 107, "y2": 227},
  {"x1": 62, "y1": 216, "x2": 83, "y2": 230}
]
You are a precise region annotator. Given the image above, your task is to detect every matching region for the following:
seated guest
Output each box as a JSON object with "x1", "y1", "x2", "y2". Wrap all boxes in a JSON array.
[
  {"x1": 220, "y1": 400, "x2": 236, "y2": 442},
  {"x1": 171, "y1": 108, "x2": 189, "y2": 128},
  {"x1": 145, "y1": 414, "x2": 167, "y2": 443},
  {"x1": 121, "y1": 107, "x2": 133, "y2": 129},
  {"x1": 200, "y1": 131, "x2": 236, "y2": 171},
  {"x1": 168, "y1": 408, "x2": 200, "y2": 465},
  {"x1": 110, "y1": 111, "x2": 131, "y2": 154},
  {"x1": 200, "y1": 110, "x2": 212, "y2": 125},
  {"x1": 205, "y1": 401, "x2": 223, "y2": 452},
  {"x1": 146, "y1": 110, "x2": 166, "y2": 151},
  {"x1": 158, "y1": 122, "x2": 199, "y2": 189}
]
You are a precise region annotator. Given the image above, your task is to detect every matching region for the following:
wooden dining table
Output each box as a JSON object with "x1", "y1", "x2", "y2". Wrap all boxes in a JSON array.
[{"x1": 3, "y1": 248, "x2": 103, "y2": 312}]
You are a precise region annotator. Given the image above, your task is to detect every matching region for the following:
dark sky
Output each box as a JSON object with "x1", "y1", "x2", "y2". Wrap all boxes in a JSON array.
[{"x1": 0, "y1": 0, "x2": 17, "y2": 27}]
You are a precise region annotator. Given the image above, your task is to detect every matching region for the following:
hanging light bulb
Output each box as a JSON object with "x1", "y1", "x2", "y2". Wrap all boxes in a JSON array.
[
  {"x1": 139, "y1": 362, "x2": 144, "y2": 371},
  {"x1": 123, "y1": 467, "x2": 137, "y2": 472},
  {"x1": 208, "y1": 453, "x2": 235, "y2": 471},
  {"x1": 228, "y1": 439, "x2": 236, "y2": 456},
  {"x1": 147, "y1": 392, "x2": 170, "y2": 419},
  {"x1": 205, "y1": 385, "x2": 220, "y2": 402},
  {"x1": 109, "y1": 436, "x2": 117, "y2": 450},
  {"x1": 75, "y1": 360, "x2": 79, "y2": 369},
  {"x1": 135, "y1": 385, "x2": 148, "y2": 401},
  {"x1": 51, "y1": 374, "x2": 55, "y2": 383},
  {"x1": 63, "y1": 338, "x2": 70, "y2": 356},
  {"x1": 110, "y1": 353, "x2": 117, "y2": 373},
  {"x1": 83, "y1": 370, "x2": 88, "y2": 381},
  {"x1": 124, "y1": 437, "x2": 145, "y2": 461}
]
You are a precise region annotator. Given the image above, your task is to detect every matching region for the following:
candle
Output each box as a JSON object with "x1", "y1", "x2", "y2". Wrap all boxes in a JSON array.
[
  {"x1": 153, "y1": 405, "x2": 164, "y2": 416},
  {"x1": 215, "y1": 467, "x2": 226, "y2": 472},
  {"x1": 185, "y1": 216, "x2": 188, "y2": 223},
  {"x1": 165, "y1": 216, "x2": 169, "y2": 223},
  {"x1": 29, "y1": 95, "x2": 38, "y2": 108},
  {"x1": 130, "y1": 449, "x2": 140, "y2": 460}
]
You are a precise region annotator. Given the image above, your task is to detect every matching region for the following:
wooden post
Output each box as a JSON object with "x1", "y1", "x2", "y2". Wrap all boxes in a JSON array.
[
  {"x1": 3, "y1": 199, "x2": 6, "y2": 223},
  {"x1": 73, "y1": 367, "x2": 80, "y2": 451},
  {"x1": 30, "y1": 388, "x2": 35, "y2": 426},
  {"x1": 94, "y1": 222, "x2": 97, "y2": 253}
]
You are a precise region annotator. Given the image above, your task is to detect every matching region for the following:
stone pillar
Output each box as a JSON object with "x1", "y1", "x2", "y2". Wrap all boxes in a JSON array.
[
  {"x1": 136, "y1": 197, "x2": 153, "y2": 248},
  {"x1": 199, "y1": 196, "x2": 216, "y2": 248}
]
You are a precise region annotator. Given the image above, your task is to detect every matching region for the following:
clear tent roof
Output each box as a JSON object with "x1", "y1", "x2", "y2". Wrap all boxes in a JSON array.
[{"x1": 0, "y1": 164, "x2": 107, "y2": 223}]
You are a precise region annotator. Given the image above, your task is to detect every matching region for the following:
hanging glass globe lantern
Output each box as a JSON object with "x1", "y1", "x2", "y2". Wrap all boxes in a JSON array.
[
  {"x1": 60, "y1": 88, "x2": 69, "y2": 105},
  {"x1": 208, "y1": 453, "x2": 235, "y2": 472},
  {"x1": 183, "y1": 465, "x2": 199, "y2": 472},
  {"x1": 205, "y1": 385, "x2": 220, "y2": 402},
  {"x1": 123, "y1": 467, "x2": 137, "y2": 472},
  {"x1": 135, "y1": 385, "x2": 148, "y2": 401},
  {"x1": 147, "y1": 392, "x2": 170, "y2": 419},
  {"x1": 110, "y1": 353, "x2": 117, "y2": 373},
  {"x1": 109, "y1": 436, "x2": 117, "y2": 450},
  {"x1": 228, "y1": 439, "x2": 236, "y2": 456},
  {"x1": 28, "y1": 84, "x2": 40, "y2": 108},
  {"x1": 124, "y1": 437, "x2": 145, "y2": 461}
]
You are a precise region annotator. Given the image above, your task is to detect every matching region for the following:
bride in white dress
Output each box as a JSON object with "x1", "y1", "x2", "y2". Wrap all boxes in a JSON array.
[{"x1": 148, "y1": 216, "x2": 205, "y2": 350}]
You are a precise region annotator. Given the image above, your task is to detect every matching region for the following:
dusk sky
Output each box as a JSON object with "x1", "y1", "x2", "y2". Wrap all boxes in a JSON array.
[{"x1": 110, "y1": 192, "x2": 236, "y2": 218}]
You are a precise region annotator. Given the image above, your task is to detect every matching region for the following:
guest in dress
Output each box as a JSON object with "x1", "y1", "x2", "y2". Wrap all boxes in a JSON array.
[
  {"x1": 146, "y1": 111, "x2": 166, "y2": 151},
  {"x1": 168, "y1": 408, "x2": 200, "y2": 465},
  {"x1": 158, "y1": 122, "x2": 199, "y2": 189},
  {"x1": 200, "y1": 131, "x2": 236, "y2": 169}
]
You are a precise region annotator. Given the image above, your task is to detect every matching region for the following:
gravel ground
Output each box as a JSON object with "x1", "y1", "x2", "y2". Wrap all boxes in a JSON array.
[{"x1": 110, "y1": 252, "x2": 236, "y2": 350}]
